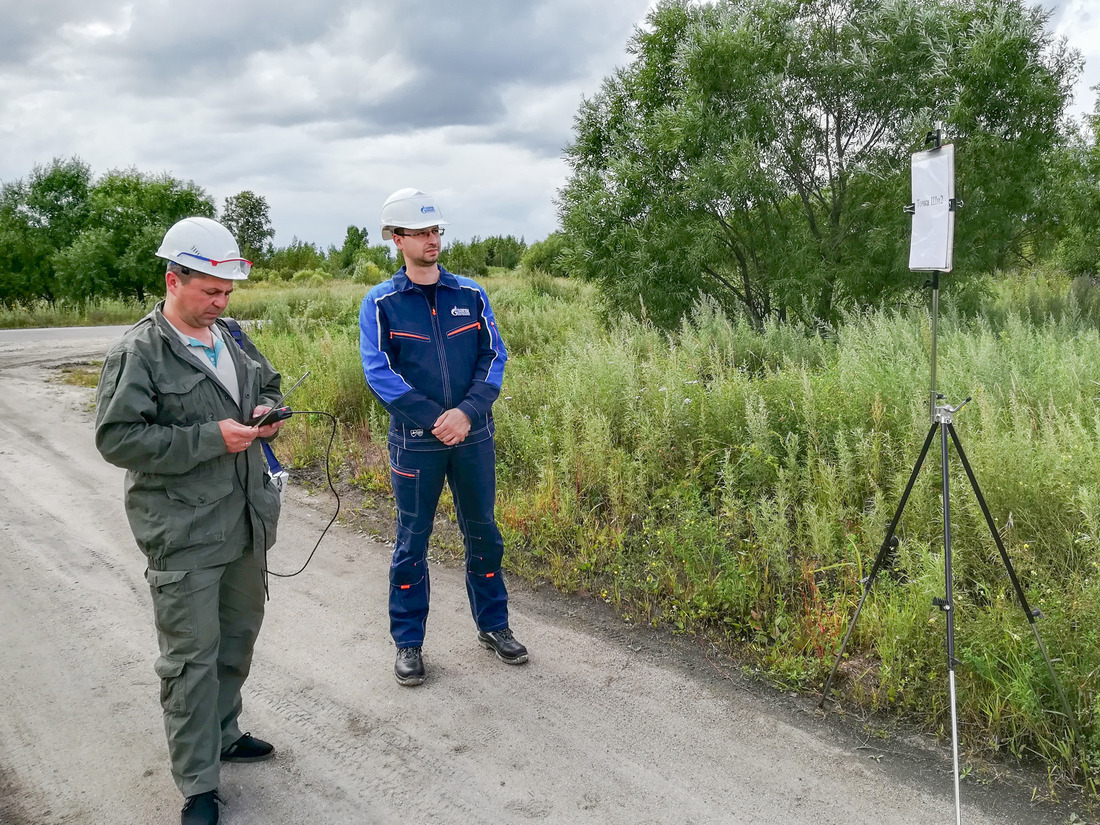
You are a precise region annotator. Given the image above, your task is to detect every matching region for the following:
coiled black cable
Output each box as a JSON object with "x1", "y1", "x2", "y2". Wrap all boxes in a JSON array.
[
  {"x1": 238, "y1": 410, "x2": 342, "y2": 585},
  {"x1": 266, "y1": 410, "x2": 341, "y2": 578}
]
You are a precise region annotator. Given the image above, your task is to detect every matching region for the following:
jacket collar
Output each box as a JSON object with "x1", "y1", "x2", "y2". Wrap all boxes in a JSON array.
[
  {"x1": 149, "y1": 302, "x2": 248, "y2": 408},
  {"x1": 392, "y1": 265, "x2": 459, "y2": 293}
]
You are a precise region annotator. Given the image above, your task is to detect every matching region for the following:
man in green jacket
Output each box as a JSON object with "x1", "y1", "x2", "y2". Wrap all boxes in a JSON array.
[{"x1": 95, "y1": 217, "x2": 285, "y2": 825}]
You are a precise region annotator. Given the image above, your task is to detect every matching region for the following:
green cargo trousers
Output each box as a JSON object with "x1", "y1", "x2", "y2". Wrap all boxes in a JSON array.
[{"x1": 144, "y1": 528, "x2": 266, "y2": 797}]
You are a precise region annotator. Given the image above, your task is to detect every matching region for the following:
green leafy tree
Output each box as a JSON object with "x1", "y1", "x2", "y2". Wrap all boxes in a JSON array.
[
  {"x1": 222, "y1": 190, "x2": 275, "y2": 262},
  {"x1": 52, "y1": 227, "x2": 116, "y2": 303},
  {"x1": 482, "y1": 235, "x2": 526, "y2": 269},
  {"x1": 0, "y1": 157, "x2": 92, "y2": 305},
  {"x1": 439, "y1": 237, "x2": 489, "y2": 277},
  {"x1": 263, "y1": 238, "x2": 326, "y2": 281},
  {"x1": 521, "y1": 231, "x2": 571, "y2": 278},
  {"x1": 329, "y1": 226, "x2": 370, "y2": 275},
  {"x1": 438, "y1": 235, "x2": 526, "y2": 275},
  {"x1": 560, "y1": 0, "x2": 1080, "y2": 328},
  {"x1": 1051, "y1": 106, "x2": 1100, "y2": 275},
  {"x1": 52, "y1": 169, "x2": 214, "y2": 303},
  {"x1": 356, "y1": 243, "x2": 395, "y2": 272}
]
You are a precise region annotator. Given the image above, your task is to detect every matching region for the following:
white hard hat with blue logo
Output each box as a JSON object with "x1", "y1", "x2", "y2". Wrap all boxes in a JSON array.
[{"x1": 380, "y1": 188, "x2": 449, "y2": 240}]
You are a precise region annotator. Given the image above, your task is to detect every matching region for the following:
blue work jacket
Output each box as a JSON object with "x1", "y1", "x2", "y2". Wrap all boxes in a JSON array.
[{"x1": 359, "y1": 266, "x2": 507, "y2": 451}]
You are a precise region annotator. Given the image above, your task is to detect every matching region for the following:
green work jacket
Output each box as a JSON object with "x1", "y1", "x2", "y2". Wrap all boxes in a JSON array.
[{"x1": 95, "y1": 305, "x2": 282, "y2": 570}]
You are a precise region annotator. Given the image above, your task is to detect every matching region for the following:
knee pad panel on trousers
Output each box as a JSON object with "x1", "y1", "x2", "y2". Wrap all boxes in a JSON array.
[
  {"x1": 390, "y1": 565, "x2": 429, "y2": 620},
  {"x1": 464, "y1": 519, "x2": 504, "y2": 577},
  {"x1": 390, "y1": 561, "x2": 427, "y2": 589},
  {"x1": 390, "y1": 549, "x2": 428, "y2": 592}
]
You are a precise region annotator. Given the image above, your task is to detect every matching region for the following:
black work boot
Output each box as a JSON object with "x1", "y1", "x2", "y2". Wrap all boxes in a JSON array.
[
  {"x1": 220, "y1": 732, "x2": 274, "y2": 762},
  {"x1": 181, "y1": 790, "x2": 221, "y2": 825},
  {"x1": 395, "y1": 645, "x2": 426, "y2": 686},
  {"x1": 477, "y1": 628, "x2": 529, "y2": 664}
]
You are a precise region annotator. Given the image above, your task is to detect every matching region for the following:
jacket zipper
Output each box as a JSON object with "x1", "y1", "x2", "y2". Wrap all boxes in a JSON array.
[{"x1": 426, "y1": 294, "x2": 453, "y2": 409}]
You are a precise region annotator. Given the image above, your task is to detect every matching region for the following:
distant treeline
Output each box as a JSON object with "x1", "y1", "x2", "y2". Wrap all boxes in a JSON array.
[{"x1": 0, "y1": 156, "x2": 566, "y2": 307}]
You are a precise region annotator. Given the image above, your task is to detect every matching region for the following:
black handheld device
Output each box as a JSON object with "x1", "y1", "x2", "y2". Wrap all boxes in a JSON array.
[
  {"x1": 252, "y1": 406, "x2": 293, "y2": 426},
  {"x1": 247, "y1": 371, "x2": 310, "y2": 427}
]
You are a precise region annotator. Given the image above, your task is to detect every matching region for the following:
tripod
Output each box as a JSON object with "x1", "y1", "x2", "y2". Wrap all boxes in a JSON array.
[{"x1": 818, "y1": 271, "x2": 1080, "y2": 824}]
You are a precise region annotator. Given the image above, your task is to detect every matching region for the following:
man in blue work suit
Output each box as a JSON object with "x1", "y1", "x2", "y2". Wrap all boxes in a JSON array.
[{"x1": 359, "y1": 188, "x2": 527, "y2": 686}]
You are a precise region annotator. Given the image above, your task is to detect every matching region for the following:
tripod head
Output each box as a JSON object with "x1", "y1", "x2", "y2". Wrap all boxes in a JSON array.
[{"x1": 924, "y1": 124, "x2": 943, "y2": 149}]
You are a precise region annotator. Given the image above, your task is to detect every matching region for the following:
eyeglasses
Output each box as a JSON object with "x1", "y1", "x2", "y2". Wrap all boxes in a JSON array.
[{"x1": 393, "y1": 227, "x2": 444, "y2": 239}]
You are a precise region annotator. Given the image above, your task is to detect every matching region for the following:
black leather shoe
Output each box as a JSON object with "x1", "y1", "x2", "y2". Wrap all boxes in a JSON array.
[
  {"x1": 181, "y1": 790, "x2": 221, "y2": 825},
  {"x1": 220, "y1": 732, "x2": 274, "y2": 762},
  {"x1": 395, "y1": 646, "x2": 426, "y2": 686},
  {"x1": 478, "y1": 628, "x2": 528, "y2": 664}
]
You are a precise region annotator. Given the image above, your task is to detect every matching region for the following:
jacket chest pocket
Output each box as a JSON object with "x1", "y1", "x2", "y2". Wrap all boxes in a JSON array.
[
  {"x1": 446, "y1": 321, "x2": 481, "y2": 339},
  {"x1": 390, "y1": 329, "x2": 432, "y2": 343},
  {"x1": 155, "y1": 371, "x2": 213, "y2": 425}
]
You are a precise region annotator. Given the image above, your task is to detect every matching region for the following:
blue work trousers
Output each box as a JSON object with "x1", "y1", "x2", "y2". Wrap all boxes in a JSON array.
[{"x1": 388, "y1": 437, "x2": 509, "y2": 647}]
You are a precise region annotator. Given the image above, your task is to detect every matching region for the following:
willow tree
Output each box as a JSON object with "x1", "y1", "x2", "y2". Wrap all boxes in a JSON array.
[{"x1": 559, "y1": 0, "x2": 1079, "y2": 328}]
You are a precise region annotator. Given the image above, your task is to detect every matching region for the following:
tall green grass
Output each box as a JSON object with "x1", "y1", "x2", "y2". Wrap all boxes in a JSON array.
[
  {"x1": 245, "y1": 269, "x2": 1100, "y2": 791},
  {"x1": 0, "y1": 279, "x2": 368, "y2": 329},
  {"x1": 0, "y1": 296, "x2": 159, "y2": 328},
  {"x1": 53, "y1": 266, "x2": 1100, "y2": 791}
]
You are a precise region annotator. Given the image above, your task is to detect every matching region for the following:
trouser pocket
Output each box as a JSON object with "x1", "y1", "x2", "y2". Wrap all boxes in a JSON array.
[
  {"x1": 145, "y1": 568, "x2": 194, "y2": 712},
  {"x1": 389, "y1": 455, "x2": 420, "y2": 520},
  {"x1": 153, "y1": 655, "x2": 187, "y2": 712},
  {"x1": 389, "y1": 567, "x2": 430, "y2": 646},
  {"x1": 146, "y1": 568, "x2": 193, "y2": 637}
]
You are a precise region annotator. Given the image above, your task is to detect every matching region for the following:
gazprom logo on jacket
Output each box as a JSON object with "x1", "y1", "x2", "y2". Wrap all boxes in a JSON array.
[
  {"x1": 451, "y1": 307, "x2": 471, "y2": 316},
  {"x1": 420, "y1": 205, "x2": 436, "y2": 214}
]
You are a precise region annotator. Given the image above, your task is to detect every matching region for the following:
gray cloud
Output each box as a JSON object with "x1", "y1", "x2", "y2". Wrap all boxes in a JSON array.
[
  {"x1": 0, "y1": 0, "x2": 652, "y2": 247},
  {"x1": 5, "y1": 0, "x2": 1091, "y2": 250}
]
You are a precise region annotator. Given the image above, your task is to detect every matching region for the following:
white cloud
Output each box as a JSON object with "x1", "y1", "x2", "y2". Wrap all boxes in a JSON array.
[{"x1": 1046, "y1": 0, "x2": 1100, "y2": 118}]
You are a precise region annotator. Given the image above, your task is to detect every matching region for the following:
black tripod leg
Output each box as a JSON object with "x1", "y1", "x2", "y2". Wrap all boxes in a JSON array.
[
  {"x1": 820, "y1": 422, "x2": 939, "y2": 708},
  {"x1": 946, "y1": 424, "x2": 1084, "y2": 753}
]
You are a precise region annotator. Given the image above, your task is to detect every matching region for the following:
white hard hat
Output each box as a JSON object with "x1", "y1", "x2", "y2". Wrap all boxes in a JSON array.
[
  {"x1": 380, "y1": 188, "x2": 448, "y2": 241},
  {"x1": 155, "y1": 216, "x2": 251, "y2": 280}
]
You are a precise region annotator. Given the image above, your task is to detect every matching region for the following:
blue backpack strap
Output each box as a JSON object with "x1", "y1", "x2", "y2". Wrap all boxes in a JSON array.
[
  {"x1": 223, "y1": 317, "x2": 283, "y2": 474},
  {"x1": 223, "y1": 316, "x2": 247, "y2": 349}
]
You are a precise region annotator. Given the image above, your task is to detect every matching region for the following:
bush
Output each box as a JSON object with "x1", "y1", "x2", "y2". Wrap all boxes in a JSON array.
[
  {"x1": 440, "y1": 239, "x2": 489, "y2": 278},
  {"x1": 521, "y1": 231, "x2": 570, "y2": 279},
  {"x1": 352, "y1": 259, "x2": 386, "y2": 286},
  {"x1": 291, "y1": 268, "x2": 333, "y2": 289}
]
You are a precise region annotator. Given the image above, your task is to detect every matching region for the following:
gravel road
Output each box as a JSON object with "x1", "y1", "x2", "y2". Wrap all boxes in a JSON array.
[{"x1": 0, "y1": 325, "x2": 1081, "y2": 824}]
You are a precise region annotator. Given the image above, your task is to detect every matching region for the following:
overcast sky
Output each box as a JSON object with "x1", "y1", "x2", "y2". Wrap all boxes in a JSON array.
[{"x1": 0, "y1": 0, "x2": 1095, "y2": 251}]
